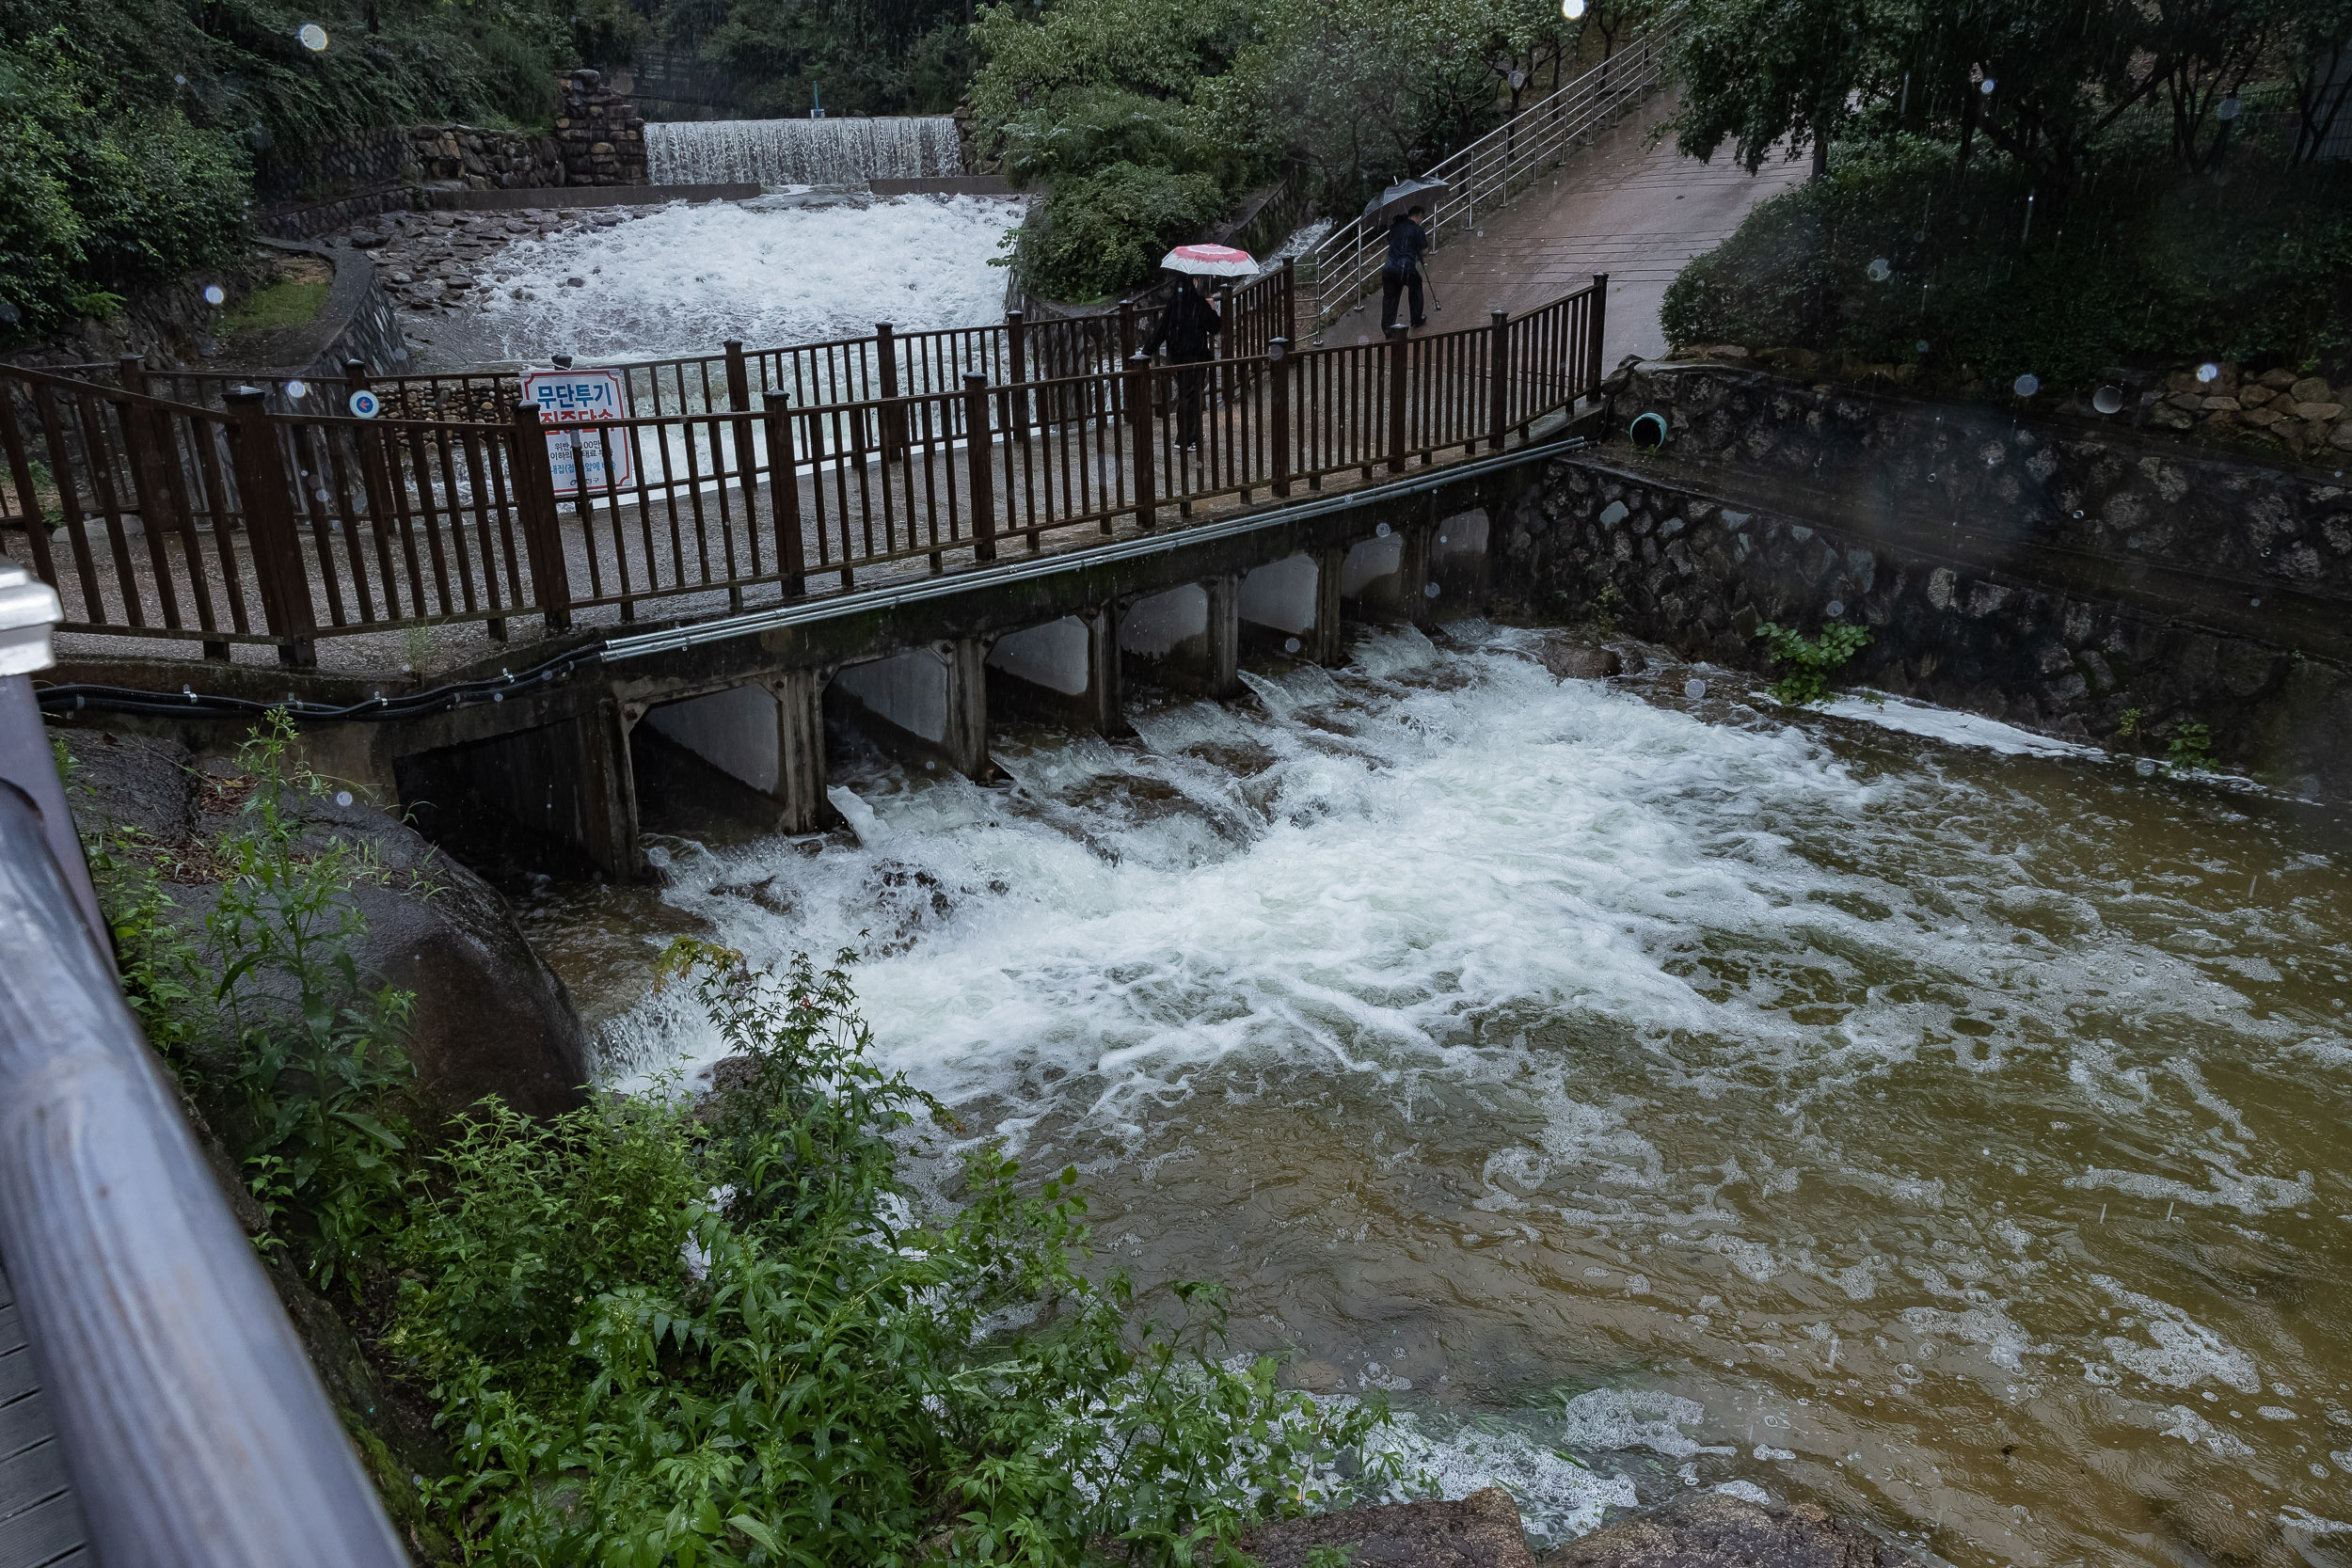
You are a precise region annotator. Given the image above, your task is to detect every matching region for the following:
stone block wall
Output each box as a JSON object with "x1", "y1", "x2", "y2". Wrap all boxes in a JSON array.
[
  {"x1": 1613, "y1": 363, "x2": 2352, "y2": 602},
  {"x1": 554, "y1": 70, "x2": 648, "y2": 186},
  {"x1": 1498, "y1": 445, "x2": 2352, "y2": 799},
  {"x1": 405, "y1": 124, "x2": 565, "y2": 190}
]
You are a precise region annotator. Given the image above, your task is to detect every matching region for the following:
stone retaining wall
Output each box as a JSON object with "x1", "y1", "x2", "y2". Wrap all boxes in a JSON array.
[
  {"x1": 1499, "y1": 444, "x2": 2352, "y2": 798},
  {"x1": 553, "y1": 70, "x2": 647, "y2": 186},
  {"x1": 1613, "y1": 363, "x2": 2352, "y2": 602}
]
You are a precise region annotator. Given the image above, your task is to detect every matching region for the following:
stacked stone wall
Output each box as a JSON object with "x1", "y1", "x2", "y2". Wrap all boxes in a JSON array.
[{"x1": 553, "y1": 70, "x2": 648, "y2": 186}]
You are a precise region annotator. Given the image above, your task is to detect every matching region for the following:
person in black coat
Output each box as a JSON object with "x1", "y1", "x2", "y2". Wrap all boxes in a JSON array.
[
  {"x1": 1381, "y1": 204, "x2": 1430, "y2": 330},
  {"x1": 1145, "y1": 274, "x2": 1222, "y2": 450}
]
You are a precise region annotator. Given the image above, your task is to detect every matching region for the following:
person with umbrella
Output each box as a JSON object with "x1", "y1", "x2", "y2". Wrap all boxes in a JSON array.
[
  {"x1": 1148, "y1": 244, "x2": 1250, "y2": 451},
  {"x1": 1360, "y1": 177, "x2": 1445, "y2": 331},
  {"x1": 1382, "y1": 203, "x2": 1431, "y2": 331}
]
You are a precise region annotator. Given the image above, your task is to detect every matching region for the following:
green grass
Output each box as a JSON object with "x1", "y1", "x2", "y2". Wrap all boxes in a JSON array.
[{"x1": 222, "y1": 278, "x2": 328, "y2": 334}]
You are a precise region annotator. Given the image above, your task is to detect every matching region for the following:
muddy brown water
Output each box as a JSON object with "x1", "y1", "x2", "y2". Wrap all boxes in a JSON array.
[{"x1": 516, "y1": 624, "x2": 2352, "y2": 1568}]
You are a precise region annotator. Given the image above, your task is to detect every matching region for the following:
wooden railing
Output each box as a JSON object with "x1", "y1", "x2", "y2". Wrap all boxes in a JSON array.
[
  {"x1": 54, "y1": 263, "x2": 1299, "y2": 427},
  {"x1": 2, "y1": 275, "x2": 1598, "y2": 664},
  {"x1": 1296, "y1": 31, "x2": 1674, "y2": 325}
]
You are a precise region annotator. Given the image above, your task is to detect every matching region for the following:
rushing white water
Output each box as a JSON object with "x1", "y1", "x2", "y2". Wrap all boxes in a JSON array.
[
  {"x1": 645, "y1": 117, "x2": 963, "y2": 187},
  {"x1": 564, "y1": 623, "x2": 2352, "y2": 1568},
  {"x1": 430, "y1": 195, "x2": 1022, "y2": 364}
]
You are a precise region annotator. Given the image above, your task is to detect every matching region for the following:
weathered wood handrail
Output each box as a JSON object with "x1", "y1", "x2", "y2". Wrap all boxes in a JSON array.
[
  {"x1": 4, "y1": 279, "x2": 1604, "y2": 653},
  {"x1": 0, "y1": 579, "x2": 406, "y2": 1564}
]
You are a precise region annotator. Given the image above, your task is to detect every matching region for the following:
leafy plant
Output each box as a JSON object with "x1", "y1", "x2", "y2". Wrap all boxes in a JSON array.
[
  {"x1": 2165, "y1": 721, "x2": 2219, "y2": 772},
  {"x1": 1754, "y1": 619, "x2": 1871, "y2": 705},
  {"x1": 391, "y1": 939, "x2": 1389, "y2": 1565},
  {"x1": 1306, "y1": 1545, "x2": 1361, "y2": 1568},
  {"x1": 2115, "y1": 706, "x2": 2142, "y2": 752},
  {"x1": 1588, "y1": 580, "x2": 1625, "y2": 639}
]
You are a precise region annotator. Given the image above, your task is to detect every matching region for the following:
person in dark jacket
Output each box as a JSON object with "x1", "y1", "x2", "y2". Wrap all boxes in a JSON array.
[
  {"x1": 1381, "y1": 204, "x2": 1430, "y2": 330},
  {"x1": 1145, "y1": 273, "x2": 1222, "y2": 450}
]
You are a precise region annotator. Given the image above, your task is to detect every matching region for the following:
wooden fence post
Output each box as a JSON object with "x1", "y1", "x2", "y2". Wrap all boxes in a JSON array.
[
  {"x1": 874, "y1": 323, "x2": 906, "y2": 459},
  {"x1": 1006, "y1": 309, "x2": 1030, "y2": 444},
  {"x1": 1587, "y1": 273, "x2": 1609, "y2": 397},
  {"x1": 764, "y1": 389, "x2": 805, "y2": 597},
  {"x1": 1280, "y1": 255, "x2": 1297, "y2": 343},
  {"x1": 509, "y1": 405, "x2": 572, "y2": 633},
  {"x1": 1269, "y1": 340, "x2": 1293, "y2": 499},
  {"x1": 225, "y1": 388, "x2": 316, "y2": 668},
  {"x1": 118, "y1": 355, "x2": 215, "y2": 654},
  {"x1": 1117, "y1": 298, "x2": 1137, "y2": 366},
  {"x1": 962, "y1": 371, "x2": 996, "y2": 562},
  {"x1": 1125, "y1": 353, "x2": 1156, "y2": 531},
  {"x1": 1385, "y1": 324, "x2": 1409, "y2": 474},
  {"x1": 1488, "y1": 309, "x2": 1511, "y2": 452}
]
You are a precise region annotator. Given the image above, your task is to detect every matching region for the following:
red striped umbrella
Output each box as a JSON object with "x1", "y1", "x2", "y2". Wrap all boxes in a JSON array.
[{"x1": 1160, "y1": 244, "x2": 1258, "y2": 277}]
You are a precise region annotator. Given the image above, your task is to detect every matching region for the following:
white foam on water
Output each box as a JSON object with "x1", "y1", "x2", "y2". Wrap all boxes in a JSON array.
[
  {"x1": 1820, "y1": 691, "x2": 2097, "y2": 758},
  {"x1": 462, "y1": 196, "x2": 1023, "y2": 362},
  {"x1": 1557, "y1": 1388, "x2": 1714, "y2": 1459},
  {"x1": 1355, "y1": 1405, "x2": 1638, "y2": 1544},
  {"x1": 2091, "y1": 1278, "x2": 2263, "y2": 1393}
]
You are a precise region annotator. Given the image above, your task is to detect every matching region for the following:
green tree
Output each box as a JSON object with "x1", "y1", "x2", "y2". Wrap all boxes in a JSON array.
[{"x1": 1668, "y1": 0, "x2": 1890, "y2": 179}]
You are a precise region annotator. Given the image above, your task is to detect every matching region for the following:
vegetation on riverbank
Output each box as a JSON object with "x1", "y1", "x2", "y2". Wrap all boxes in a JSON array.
[
  {"x1": 1660, "y1": 0, "x2": 2352, "y2": 388},
  {"x1": 971, "y1": 0, "x2": 1639, "y2": 300},
  {"x1": 81, "y1": 715, "x2": 1391, "y2": 1565}
]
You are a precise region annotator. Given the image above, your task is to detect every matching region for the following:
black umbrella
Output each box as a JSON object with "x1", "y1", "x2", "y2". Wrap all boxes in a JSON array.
[{"x1": 1361, "y1": 177, "x2": 1448, "y2": 224}]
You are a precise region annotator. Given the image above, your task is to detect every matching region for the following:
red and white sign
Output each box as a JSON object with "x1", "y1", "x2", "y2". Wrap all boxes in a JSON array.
[{"x1": 520, "y1": 368, "x2": 633, "y2": 494}]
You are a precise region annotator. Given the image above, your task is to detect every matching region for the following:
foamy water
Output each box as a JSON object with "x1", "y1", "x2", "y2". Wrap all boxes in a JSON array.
[
  {"x1": 569, "y1": 625, "x2": 2352, "y2": 1566},
  {"x1": 436, "y1": 196, "x2": 1023, "y2": 365}
]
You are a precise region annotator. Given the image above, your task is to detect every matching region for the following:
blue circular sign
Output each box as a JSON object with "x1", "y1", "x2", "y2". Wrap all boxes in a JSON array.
[{"x1": 347, "y1": 388, "x2": 381, "y2": 420}]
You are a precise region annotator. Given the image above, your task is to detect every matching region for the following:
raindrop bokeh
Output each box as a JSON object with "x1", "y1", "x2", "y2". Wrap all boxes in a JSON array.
[
  {"x1": 2092, "y1": 385, "x2": 2125, "y2": 415},
  {"x1": 1683, "y1": 678, "x2": 1707, "y2": 701},
  {"x1": 2012, "y1": 372, "x2": 2040, "y2": 397},
  {"x1": 297, "y1": 22, "x2": 328, "y2": 50},
  {"x1": 284, "y1": 380, "x2": 308, "y2": 398},
  {"x1": 202, "y1": 284, "x2": 227, "y2": 305},
  {"x1": 1867, "y1": 258, "x2": 1891, "y2": 282},
  {"x1": 2196, "y1": 362, "x2": 2220, "y2": 383}
]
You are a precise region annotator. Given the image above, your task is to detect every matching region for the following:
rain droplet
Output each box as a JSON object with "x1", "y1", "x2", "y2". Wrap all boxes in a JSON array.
[
  {"x1": 2072, "y1": 509, "x2": 2084, "y2": 518},
  {"x1": 2197, "y1": 362, "x2": 2220, "y2": 383},
  {"x1": 1915, "y1": 340, "x2": 1930, "y2": 354},
  {"x1": 1375, "y1": 522, "x2": 1391, "y2": 538},
  {"x1": 203, "y1": 285, "x2": 226, "y2": 306},
  {"x1": 2012, "y1": 372, "x2": 2040, "y2": 397},
  {"x1": 1979, "y1": 77, "x2": 1997, "y2": 94},
  {"x1": 2092, "y1": 385, "x2": 2124, "y2": 415},
  {"x1": 1283, "y1": 636, "x2": 1301, "y2": 654},
  {"x1": 0, "y1": 300, "x2": 17, "y2": 326},
  {"x1": 174, "y1": 73, "x2": 187, "y2": 86},
  {"x1": 1825, "y1": 600, "x2": 1845, "y2": 617},
  {"x1": 284, "y1": 380, "x2": 308, "y2": 398},
  {"x1": 334, "y1": 790, "x2": 353, "y2": 807},
  {"x1": 298, "y1": 22, "x2": 328, "y2": 49},
  {"x1": 1423, "y1": 581, "x2": 1440, "y2": 599},
  {"x1": 1684, "y1": 678, "x2": 1707, "y2": 700},
  {"x1": 1866, "y1": 258, "x2": 1891, "y2": 282},
  {"x1": 1562, "y1": 0, "x2": 1585, "y2": 16},
  {"x1": 1046, "y1": 766, "x2": 1059, "y2": 778},
  {"x1": 314, "y1": 488, "x2": 330, "y2": 504},
  {"x1": 2217, "y1": 95, "x2": 2241, "y2": 121}
]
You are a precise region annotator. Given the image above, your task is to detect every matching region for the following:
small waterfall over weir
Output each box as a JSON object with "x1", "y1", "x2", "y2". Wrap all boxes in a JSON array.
[{"x1": 644, "y1": 117, "x2": 963, "y2": 187}]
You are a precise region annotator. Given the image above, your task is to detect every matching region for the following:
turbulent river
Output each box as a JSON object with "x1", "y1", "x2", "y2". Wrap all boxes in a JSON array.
[{"x1": 522, "y1": 623, "x2": 2352, "y2": 1568}]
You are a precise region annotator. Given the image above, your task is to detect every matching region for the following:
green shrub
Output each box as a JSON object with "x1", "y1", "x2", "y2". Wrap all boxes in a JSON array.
[
  {"x1": 2165, "y1": 721, "x2": 2219, "y2": 773},
  {"x1": 396, "y1": 940, "x2": 1389, "y2": 1564},
  {"x1": 1754, "y1": 619, "x2": 1870, "y2": 705},
  {"x1": 1661, "y1": 135, "x2": 2352, "y2": 388},
  {"x1": 1012, "y1": 161, "x2": 1229, "y2": 301}
]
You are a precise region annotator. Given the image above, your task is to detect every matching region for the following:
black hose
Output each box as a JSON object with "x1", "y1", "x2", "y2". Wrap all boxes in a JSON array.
[{"x1": 36, "y1": 640, "x2": 610, "y2": 723}]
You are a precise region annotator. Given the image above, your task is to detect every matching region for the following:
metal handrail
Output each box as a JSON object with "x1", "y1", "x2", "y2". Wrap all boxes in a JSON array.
[
  {"x1": 1296, "y1": 29, "x2": 1676, "y2": 325},
  {"x1": 0, "y1": 565, "x2": 407, "y2": 1568}
]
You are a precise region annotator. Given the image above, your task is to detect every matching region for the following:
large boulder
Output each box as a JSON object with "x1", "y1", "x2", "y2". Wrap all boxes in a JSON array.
[
  {"x1": 61, "y1": 728, "x2": 589, "y2": 1121},
  {"x1": 1546, "y1": 1492, "x2": 1913, "y2": 1568},
  {"x1": 1239, "y1": 1487, "x2": 1538, "y2": 1568}
]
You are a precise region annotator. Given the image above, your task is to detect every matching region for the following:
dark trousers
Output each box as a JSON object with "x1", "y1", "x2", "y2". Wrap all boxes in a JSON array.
[
  {"x1": 1170, "y1": 353, "x2": 1211, "y2": 448},
  {"x1": 1381, "y1": 268, "x2": 1425, "y2": 329}
]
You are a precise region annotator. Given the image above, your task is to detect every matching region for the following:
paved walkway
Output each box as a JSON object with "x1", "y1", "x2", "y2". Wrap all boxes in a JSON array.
[{"x1": 1327, "y1": 88, "x2": 1805, "y2": 368}]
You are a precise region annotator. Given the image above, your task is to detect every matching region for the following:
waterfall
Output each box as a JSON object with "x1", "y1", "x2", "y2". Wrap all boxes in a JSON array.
[{"x1": 644, "y1": 117, "x2": 964, "y2": 187}]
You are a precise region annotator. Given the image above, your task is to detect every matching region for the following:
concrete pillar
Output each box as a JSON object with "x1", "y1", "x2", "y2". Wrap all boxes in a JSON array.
[
  {"x1": 1204, "y1": 574, "x2": 1241, "y2": 697},
  {"x1": 1338, "y1": 523, "x2": 1432, "y2": 626},
  {"x1": 946, "y1": 637, "x2": 991, "y2": 779},
  {"x1": 1119, "y1": 582, "x2": 1235, "y2": 699},
  {"x1": 1427, "y1": 507, "x2": 1492, "y2": 619},
  {"x1": 832, "y1": 643, "x2": 993, "y2": 781},
  {"x1": 987, "y1": 614, "x2": 1123, "y2": 736},
  {"x1": 637, "y1": 674, "x2": 830, "y2": 833},
  {"x1": 1311, "y1": 546, "x2": 1344, "y2": 666},
  {"x1": 410, "y1": 700, "x2": 640, "y2": 879}
]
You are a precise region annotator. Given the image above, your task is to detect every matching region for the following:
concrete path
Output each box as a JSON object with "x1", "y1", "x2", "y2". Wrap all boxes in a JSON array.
[{"x1": 1329, "y1": 89, "x2": 1805, "y2": 369}]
